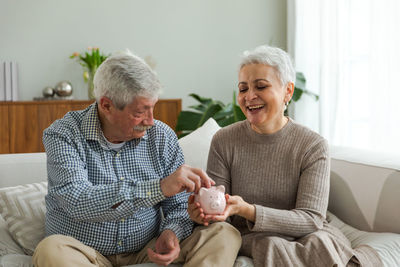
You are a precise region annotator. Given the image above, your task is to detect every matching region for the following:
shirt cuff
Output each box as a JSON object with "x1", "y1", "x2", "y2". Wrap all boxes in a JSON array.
[{"x1": 135, "y1": 179, "x2": 166, "y2": 206}]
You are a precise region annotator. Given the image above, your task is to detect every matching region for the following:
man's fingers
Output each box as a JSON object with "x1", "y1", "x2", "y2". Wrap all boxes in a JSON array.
[
  {"x1": 147, "y1": 248, "x2": 173, "y2": 266},
  {"x1": 183, "y1": 179, "x2": 195, "y2": 193},
  {"x1": 188, "y1": 194, "x2": 195, "y2": 204},
  {"x1": 187, "y1": 173, "x2": 202, "y2": 193},
  {"x1": 167, "y1": 239, "x2": 175, "y2": 249},
  {"x1": 190, "y1": 168, "x2": 215, "y2": 188}
]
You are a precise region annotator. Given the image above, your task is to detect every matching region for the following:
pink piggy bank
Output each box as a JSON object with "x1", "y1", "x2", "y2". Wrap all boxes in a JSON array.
[{"x1": 194, "y1": 185, "x2": 226, "y2": 215}]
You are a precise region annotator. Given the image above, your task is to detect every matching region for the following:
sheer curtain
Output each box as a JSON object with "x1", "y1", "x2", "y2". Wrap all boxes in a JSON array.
[{"x1": 288, "y1": 0, "x2": 400, "y2": 153}]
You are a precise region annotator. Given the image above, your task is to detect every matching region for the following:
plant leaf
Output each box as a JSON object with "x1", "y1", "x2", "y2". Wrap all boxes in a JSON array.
[
  {"x1": 175, "y1": 111, "x2": 203, "y2": 131},
  {"x1": 295, "y1": 72, "x2": 306, "y2": 90},
  {"x1": 189, "y1": 93, "x2": 212, "y2": 105},
  {"x1": 302, "y1": 90, "x2": 319, "y2": 101},
  {"x1": 188, "y1": 104, "x2": 207, "y2": 112},
  {"x1": 292, "y1": 88, "x2": 303, "y2": 102},
  {"x1": 213, "y1": 103, "x2": 233, "y2": 120},
  {"x1": 197, "y1": 102, "x2": 223, "y2": 127},
  {"x1": 217, "y1": 116, "x2": 235, "y2": 127},
  {"x1": 233, "y1": 104, "x2": 246, "y2": 121}
]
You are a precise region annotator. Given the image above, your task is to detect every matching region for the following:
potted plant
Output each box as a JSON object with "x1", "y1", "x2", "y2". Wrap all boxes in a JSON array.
[
  {"x1": 175, "y1": 92, "x2": 245, "y2": 138},
  {"x1": 286, "y1": 72, "x2": 319, "y2": 116},
  {"x1": 70, "y1": 47, "x2": 109, "y2": 99}
]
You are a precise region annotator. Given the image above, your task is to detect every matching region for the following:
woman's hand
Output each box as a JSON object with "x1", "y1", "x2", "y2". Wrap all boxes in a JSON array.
[
  {"x1": 187, "y1": 194, "x2": 209, "y2": 226},
  {"x1": 205, "y1": 194, "x2": 255, "y2": 222}
]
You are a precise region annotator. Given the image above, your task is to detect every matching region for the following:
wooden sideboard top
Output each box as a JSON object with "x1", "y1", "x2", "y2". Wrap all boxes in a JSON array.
[
  {"x1": 0, "y1": 99, "x2": 182, "y2": 154},
  {"x1": 0, "y1": 99, "x2": 181, "y2": 105},
  {"x1": 0, "y1": 100, "x2": 95, "y2": 106}
]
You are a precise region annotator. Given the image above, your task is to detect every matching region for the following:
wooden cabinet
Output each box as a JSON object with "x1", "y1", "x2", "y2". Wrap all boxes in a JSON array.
[{"x1": 0, "y1": 99, "x2": 181, "y2": 154}]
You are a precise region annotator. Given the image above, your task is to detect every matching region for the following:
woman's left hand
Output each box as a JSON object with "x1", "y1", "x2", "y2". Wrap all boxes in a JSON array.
[
  {"x1": 205, "y1": 194, "x2": 255, "y2": 222},
  {"x1": 187, "y1": 194, "x2": 209, "y2": 226}
]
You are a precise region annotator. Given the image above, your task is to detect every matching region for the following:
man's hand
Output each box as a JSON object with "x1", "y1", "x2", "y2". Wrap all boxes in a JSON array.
[
  {"x1": 147, "y1": 230, "x2": 180, "y2": 266},
  {"x1": 187, "y1": 194, "x2": 209, "y2": 226},
  {"x1": 160, "y1": 164, "x2": 215, "y2": 197}
]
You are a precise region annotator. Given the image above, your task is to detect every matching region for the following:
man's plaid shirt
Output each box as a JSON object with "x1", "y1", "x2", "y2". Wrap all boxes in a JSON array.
[{"x1": 43, "y1": 103, "x2": 193, "y2": 255}]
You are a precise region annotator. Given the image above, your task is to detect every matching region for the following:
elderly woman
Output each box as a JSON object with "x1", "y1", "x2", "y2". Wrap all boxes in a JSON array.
[{"x1": 188, "y1": 45, "x2": 382, "y2": 266}]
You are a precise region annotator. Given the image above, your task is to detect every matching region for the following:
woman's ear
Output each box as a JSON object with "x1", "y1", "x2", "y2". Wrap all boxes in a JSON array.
[{"x1": 284, "y1": 82, "x2": 295, "y2": 103}]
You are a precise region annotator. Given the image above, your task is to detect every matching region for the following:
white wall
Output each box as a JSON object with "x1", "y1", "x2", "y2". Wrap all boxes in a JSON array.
[{"x1": 0, "y1": 0, "x2": 287, "y2": 108}]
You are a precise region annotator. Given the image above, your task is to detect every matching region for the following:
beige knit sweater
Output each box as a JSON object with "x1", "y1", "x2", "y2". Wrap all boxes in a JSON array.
[{"x1": 206, "y1": 118, "x2": 381, "y2": 267}]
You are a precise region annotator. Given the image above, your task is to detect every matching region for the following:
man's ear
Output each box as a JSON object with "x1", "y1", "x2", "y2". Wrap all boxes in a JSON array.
[
  {"x1": 285, "y1": 82, "x2": 295, "y2": 103},
  {"x1": 98, "y1": 96, "x2": 113, "y2": 114}
]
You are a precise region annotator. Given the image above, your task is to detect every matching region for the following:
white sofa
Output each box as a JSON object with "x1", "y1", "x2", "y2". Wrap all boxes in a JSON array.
[{"x1": 1, "y1": 118, "x2": 400, "y2": 267}]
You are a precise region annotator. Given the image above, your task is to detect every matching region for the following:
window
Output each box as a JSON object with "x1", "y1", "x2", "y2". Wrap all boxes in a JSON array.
[{"x1": 289, "y1": 0, "x2": 400, "y2": 153}]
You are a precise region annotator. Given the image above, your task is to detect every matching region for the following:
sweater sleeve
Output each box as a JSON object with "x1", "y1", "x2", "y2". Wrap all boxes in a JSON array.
[
  {"x1": 206, "y1": 132, "x2": 232, "y2": 195},
  {"x1": 247, "y1": 139, "x2": 330, "y2": 238}
]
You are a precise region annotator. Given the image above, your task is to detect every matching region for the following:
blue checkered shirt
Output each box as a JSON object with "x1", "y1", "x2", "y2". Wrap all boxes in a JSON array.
[{"x1": 43, "y1": 103, "x2": 193, "y2": 255}]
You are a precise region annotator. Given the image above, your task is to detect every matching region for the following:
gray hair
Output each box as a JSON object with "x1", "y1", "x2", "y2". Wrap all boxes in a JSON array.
[
  {"x1": 239, "y1": 45, "x2": 296, "y2": 86},
  {"x1": 93, "y1": 50, "x2": 162, "y2": 109}
]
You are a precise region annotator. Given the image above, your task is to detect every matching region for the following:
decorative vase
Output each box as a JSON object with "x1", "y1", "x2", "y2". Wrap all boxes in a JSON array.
[{"x1": 87, "y1": 67, "x2": 97, "y2": 100}]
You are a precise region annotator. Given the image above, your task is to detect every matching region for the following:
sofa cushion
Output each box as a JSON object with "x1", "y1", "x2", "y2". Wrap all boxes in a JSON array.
[
  {"x1": 0, "y1": 216, "x2": 25, "y2": 257},
  {"x1": 327, "y1": 211, "x2": 400, "y2": 267},
  {"x1": 0, "y1": 182, "x2": 47, "y2": 255},
  {"x1": 0, "y1": 254, "x2": 33, "y2": 267},
  {"x1": 178, "y1": 118, "x2": 221, "y2": 170}
]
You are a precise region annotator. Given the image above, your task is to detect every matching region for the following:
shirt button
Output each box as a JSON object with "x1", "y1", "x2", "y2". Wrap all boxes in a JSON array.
[
  {"x1": 146, "y1": 191, "x2": 151, "y2": 196},
  {"x1": 118, "y1": 240, "x2": 122, "y2": 246},
  {"x1": 116, "y1": 152, "x2": 120, "y2": 157},
  {"x1": 120, "y1": 218, "x2": 125, "y2": 222},
  {"x1": 120, "y1": 177, "x2": 125, "y2": 181}
]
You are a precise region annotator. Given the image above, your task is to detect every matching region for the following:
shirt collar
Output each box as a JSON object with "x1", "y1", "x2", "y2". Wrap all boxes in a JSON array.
[{"x1": 81, "y1": 103, "x2": 103, "y2": 142}]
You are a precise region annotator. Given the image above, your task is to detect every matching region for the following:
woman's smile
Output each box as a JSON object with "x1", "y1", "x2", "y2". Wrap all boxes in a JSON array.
[{"x1": 246, "y1": 104, "x2": 266, "y2": 116}]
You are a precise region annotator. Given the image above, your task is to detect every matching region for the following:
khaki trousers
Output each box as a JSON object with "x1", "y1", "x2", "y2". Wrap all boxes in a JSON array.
[{"x1": 33, "y1": 222, "x2": 241, "y2": 267}]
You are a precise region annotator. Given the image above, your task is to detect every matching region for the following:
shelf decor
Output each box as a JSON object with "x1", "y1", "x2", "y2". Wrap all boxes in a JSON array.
[{"x1": 70, "y1": 47, "x2": 108, "y2": 99}]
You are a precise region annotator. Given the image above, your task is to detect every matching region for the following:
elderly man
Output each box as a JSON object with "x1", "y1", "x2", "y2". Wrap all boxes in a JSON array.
[{"x1": 33, "y1": 51, "x2": 241, "y2": 267}]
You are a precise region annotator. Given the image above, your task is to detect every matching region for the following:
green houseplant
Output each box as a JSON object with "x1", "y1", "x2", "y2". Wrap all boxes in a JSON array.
[
  {"x1": 70, "y1": 47, "x2": 109, "y2": 99},
  {"x1": 286, "y1": 72, "x2": 319, "y2": 116},
  {"x1": 175, "y1": 92, "x2": 245, "y2": 138},
  {"x1": 176, "y1": 72, "x2": 318, "y2": 137}
]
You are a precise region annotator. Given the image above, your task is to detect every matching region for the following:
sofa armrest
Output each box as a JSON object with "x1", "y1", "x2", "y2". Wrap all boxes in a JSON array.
[
  {"x1": 329, "y1": 146, "x2": 400, "y2": 233},
  {"x1": 0, "y1": 153, "x2": 47, "y2": 187}
]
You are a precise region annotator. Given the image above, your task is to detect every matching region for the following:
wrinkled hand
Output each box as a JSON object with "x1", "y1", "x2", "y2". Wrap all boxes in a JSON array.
[
  {"x1": 204, "y1": 194, "x2": 248, "y2": 222},
  {"x1": 187, "y1": 194, "x2": 209, "y2": 226},
  {"x1": 147, "y1": 230, "x2": 180, "y2": 266},
  {"x1": 160, "y1": 164, "x2": 215, "y2": 197}
]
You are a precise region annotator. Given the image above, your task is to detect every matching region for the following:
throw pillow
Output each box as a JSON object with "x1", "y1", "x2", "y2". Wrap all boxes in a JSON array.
[
  {"x1": 0, "y1": 215, "x2": 25, "y2": 256},
  {"x1": 327, "y1": 211, "x2": 400, "y2": 267},
  {"x1": 0, "y1": 182, "x2": 47, "y2": 255},
  {"x1": 178, "y1": 118, "x2": 221, "y2": 171}
]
